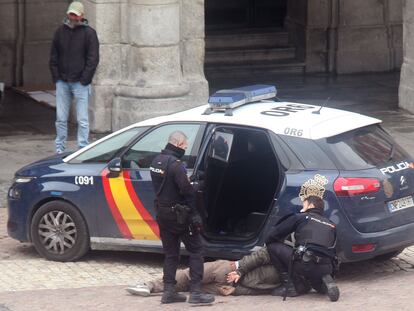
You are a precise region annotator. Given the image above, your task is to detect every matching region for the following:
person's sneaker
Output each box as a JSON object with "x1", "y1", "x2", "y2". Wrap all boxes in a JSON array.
[
  {"x1": 56, "y1": 149, "x2": 64, "y2": 155},
  {"x1": 321, "y1": 275, "x2": 340, "y2": 302},
  {"x1": 188, "y1": 292, "x2": 215, "y2": 304},
  {"x1": 126, "y1": 283, "x2": 151, "y2": 297}
]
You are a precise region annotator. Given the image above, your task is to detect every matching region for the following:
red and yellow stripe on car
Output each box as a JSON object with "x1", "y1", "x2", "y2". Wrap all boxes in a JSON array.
[{"x1": 102, "y1": 169, "x2": 160, "y2": 240}]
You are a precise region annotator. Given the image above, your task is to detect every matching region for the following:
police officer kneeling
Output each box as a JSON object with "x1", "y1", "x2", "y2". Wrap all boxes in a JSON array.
[
  {"x1": 266, "y1": 195, "x2": 340, "y2": 302},
  {"x1": 150, "y1": 131, "x2": 214, "y2": 304}
]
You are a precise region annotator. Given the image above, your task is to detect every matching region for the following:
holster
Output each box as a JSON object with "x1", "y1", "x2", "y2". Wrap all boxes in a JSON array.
[
  {"x1": 172, "y1": 203, "x2": 192, "y2": 225},
  {"x1": 294, "y1": 246, "x2": 332, "y2": 265}
]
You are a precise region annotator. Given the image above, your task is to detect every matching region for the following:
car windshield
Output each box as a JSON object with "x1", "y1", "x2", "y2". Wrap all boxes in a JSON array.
[
  {"x1": 319, "y1": 124, "x2": 409, "y2": 170},
  {"x1": 69, "y1": 127, "x2": 148, "y2": 164}
]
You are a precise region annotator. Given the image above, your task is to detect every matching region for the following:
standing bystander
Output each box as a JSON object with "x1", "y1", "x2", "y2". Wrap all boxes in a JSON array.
[{"x1": 49, "y1": 1, "x2": 99, "y2": 154}]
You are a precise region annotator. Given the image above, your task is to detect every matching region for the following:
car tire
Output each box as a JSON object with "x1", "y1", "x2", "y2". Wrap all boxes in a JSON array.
[
  {"x1": 374, "y1": 248, "x2": 404, "y2": 261},
  {"x1": 31, "y1": 201, "x2": 90, "y2": 262}
]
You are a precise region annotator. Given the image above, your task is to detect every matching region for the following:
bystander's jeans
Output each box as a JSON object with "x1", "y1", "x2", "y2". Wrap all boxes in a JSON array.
[{"x1": 55, "y1": 80, "x2": 90, "y2": 153}]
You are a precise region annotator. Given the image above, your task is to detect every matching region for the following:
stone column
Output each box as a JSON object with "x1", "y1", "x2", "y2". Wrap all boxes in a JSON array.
[
  {"x1": 399, "y1": 0, "x2": 414, "y2": 112},
  {"x1": 83, "y1": 0, "x2": 123, "y2": 133},
  {"x1": 109, "y1": 0, "x2": 208, "y2": 130}
]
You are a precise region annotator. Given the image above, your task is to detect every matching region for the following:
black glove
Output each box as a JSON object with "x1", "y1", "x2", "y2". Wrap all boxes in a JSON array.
[{"x1": 190, "y1": 213, "x2": 203, "y2": 233}]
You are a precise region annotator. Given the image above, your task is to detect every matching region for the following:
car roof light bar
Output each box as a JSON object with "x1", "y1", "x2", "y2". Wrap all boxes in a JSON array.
[{"x1": 204, "y1": 84, "x2": 277, "y2": 116}]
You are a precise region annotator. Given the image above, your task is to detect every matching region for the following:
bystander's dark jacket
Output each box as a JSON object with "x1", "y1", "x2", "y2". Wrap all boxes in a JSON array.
[{"x1": 49, "y1": 18, "x2": 99, "y2": 85}]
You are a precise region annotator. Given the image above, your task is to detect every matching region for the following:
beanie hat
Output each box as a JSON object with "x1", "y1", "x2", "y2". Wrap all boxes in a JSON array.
[{"x1": 67, "y1": 1, "x2": 85, "y2": 16}]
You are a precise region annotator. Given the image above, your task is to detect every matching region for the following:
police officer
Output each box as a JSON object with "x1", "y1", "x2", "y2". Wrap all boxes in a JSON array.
[
  {"x1": 266, "y1": 195, "x2": 340, "y2": 302},
  {"x1": 150, "y1": 130, "x2": 215, "y2": 304}
]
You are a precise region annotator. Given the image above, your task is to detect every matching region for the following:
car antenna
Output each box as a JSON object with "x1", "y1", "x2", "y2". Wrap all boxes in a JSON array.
[{"x1": 312, "y1": 97, "x2": 331, "y2": 114}]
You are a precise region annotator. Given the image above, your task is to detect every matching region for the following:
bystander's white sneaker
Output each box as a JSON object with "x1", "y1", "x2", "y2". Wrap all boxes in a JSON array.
[{"x1": 126, "y1": 283, "x2": 151, "y2": 297}]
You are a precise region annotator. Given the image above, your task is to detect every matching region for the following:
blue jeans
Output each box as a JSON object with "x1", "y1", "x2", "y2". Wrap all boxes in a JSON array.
[{"x1": 55, "y1": 81, "x2": 90, "y2": 152}]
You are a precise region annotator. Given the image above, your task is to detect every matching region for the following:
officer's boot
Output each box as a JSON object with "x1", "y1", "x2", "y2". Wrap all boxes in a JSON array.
[
  {"x1": 293, "y1": 275, "x2": 311, "y2": 295},
  {"x1": 188, "y1": 284, "x2": 215, "y2": 304},
  {"x1": 161, "y1": 283, "x2": 187, "y2": 304},
  {"x1": 321, "y1": 274, "x2": 340, "y2": 302},
  {"x1": 271, "y1": 272, "x2": 299, "y2": 297}
]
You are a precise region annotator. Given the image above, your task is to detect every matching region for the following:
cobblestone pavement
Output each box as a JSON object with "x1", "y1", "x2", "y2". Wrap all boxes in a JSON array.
[{"x1": 0, "y1": 208, "x2": 164, "y2": 292}]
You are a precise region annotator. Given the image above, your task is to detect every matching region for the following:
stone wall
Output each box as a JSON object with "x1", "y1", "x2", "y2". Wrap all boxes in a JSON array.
[
  {"x1": 23, "y1": 0, "x2": 68, "y2": 86},
  {"x1": 336, "y1": 0, "x2": 402, "y2": 73},
  {"x1": 399, "y1": 0, "x2": 414, "y2": 113},
  {"x1": 0, "y1": 0, "x2": 68, "y2": 87},
  {"x1": 286, "y1": 0, "x2": 403, "y2": 73}
]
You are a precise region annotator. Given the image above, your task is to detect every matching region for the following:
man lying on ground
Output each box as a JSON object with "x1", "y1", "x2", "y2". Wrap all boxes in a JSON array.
[{"x1": 126, "y1": 247, "x2": 292, "y2": 297}]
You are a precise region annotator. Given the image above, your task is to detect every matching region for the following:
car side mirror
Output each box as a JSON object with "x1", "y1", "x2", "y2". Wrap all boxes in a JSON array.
[{"x1": 107, "y1": 157, "x2": 122, "y2": 178}]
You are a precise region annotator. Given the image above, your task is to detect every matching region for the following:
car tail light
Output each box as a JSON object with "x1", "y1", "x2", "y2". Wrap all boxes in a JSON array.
[
  {"x1": 334, "y1": 177, "x2": 381, "y2": 196},
  {"x1": 352, "y1": 243, "x2": 376, "y2": 253}
]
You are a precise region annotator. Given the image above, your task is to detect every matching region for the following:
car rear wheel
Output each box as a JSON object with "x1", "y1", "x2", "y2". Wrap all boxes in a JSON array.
[{"x1": 31, "y1": 201, "x2": 90, "y2": 261}]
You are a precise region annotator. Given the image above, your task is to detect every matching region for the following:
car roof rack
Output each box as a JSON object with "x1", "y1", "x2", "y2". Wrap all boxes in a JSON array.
[{"x1": 204, "y1": 84, "x2": 277, "y2": 116}]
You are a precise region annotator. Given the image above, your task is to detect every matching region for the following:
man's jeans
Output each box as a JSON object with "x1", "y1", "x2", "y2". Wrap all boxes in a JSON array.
[{"x1": 55, "y1": 81, "x2": 90, "y2": 153}]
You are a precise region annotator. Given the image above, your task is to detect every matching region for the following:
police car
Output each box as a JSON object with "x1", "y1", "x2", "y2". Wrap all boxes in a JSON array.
[{"x1": 7, "y1": 85, "x2": 414, "y2": 262}]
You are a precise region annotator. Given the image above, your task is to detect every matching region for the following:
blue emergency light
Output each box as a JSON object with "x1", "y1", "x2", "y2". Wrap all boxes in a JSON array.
[{"x1": 205, "y1": 84, "x2": 277, "y2": 116}]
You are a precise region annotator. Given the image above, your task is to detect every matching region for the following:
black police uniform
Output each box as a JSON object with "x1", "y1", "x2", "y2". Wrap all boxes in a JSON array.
[
  {"x1": 150, "y1": 143, "x2": 203, "y2": 291},
  {"x1": 266, "y1": 207, "x2": 337, "y2": 293}
]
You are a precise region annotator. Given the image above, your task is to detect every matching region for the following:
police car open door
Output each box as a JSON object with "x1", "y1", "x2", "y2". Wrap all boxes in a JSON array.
[{"x1": 193, "y1": 125, "x2": 282, "y2": 241}]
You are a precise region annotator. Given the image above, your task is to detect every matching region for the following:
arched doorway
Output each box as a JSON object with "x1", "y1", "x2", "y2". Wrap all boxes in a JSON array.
[{"x1": 204, "y1": 0, "x2": 305, "y2": 82}]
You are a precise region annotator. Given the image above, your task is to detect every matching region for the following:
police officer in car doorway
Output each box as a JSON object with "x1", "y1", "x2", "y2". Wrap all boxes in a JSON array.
[
  {"x1": 149, "y1": 131, "x2": 215, "y2": 304},
  {"x1": 266, "y1": 174, "x2": 340, "y2": 302}
]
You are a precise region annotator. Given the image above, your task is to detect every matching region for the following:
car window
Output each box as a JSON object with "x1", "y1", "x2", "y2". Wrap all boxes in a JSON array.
[
  {"x1": 280, "y1": 135, "x2": 336, "y2": 170},
  {"x1": 122, "y1": 123, "x2": 203, "y2": 169},
  {"x1": 69, "y1": 127, "x2": 147, "y2": 164},
  {"x1": 319, "y1": 125, "x2": 409, "y2": 170}
]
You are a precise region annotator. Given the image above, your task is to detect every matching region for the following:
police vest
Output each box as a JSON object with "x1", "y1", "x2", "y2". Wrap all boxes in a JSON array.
[
  {"x1": 150, "y1": 154, "x2": 175, "y2": 196},
  {"x1": 295, "y1": 212, "x2": 336, "y2": 249}
]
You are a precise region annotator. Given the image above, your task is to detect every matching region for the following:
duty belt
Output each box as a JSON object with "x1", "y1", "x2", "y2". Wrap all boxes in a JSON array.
[{"x1": 294, "y1": 246, "x2": 332, "y2": 264}]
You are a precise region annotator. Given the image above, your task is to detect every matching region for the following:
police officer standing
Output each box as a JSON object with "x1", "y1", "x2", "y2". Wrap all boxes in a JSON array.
[
  {"x1": 150, "y1": 131, "x2": 215, "y2": 304},
  {"x1": 266, "y1": 178, "x2": 340, "y2": 302}
]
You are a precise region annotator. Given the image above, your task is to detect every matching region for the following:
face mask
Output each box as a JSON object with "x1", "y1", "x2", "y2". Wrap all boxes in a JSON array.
[{"x1": 176, "y1": 147, "x2": 185, "y2": 159}]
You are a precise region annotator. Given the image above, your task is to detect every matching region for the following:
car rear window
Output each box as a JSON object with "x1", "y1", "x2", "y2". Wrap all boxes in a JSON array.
[
  {"x1": 318, "y1": 125, "x2": 409, "y2": 170},
  {"x1": 279, "y1": 135, "x2": 336, "y2": 170}
]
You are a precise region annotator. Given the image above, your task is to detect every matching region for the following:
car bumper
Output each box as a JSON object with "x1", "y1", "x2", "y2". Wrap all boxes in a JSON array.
[
  {"x1": 7, "y1": 197, "x2": 30, "y2": 242},
  {"x1": 338, "y1": 221, "x2": 414, "y2": 262}
]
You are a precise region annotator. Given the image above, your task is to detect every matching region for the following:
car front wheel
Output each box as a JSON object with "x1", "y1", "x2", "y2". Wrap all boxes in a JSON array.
[{"x1": 31, "y1": 201, "x2": 90, "y2": 261}]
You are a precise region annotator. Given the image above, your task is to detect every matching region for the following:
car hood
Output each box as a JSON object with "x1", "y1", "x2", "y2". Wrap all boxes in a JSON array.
[{"x1": 15, "y1": 152, "x2": 71, "y2": 177}]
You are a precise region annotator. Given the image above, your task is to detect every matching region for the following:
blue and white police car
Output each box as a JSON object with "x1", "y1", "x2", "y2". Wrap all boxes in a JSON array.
[{"x1": 7, "y1": 85, "x2": 414, "y2": 262}]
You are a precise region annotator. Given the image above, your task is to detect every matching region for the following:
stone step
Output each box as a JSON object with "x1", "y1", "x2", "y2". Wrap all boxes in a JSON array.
[
  {"x1": 205, "y1": 30, "x2": 289, "y2": 50},
  {"x1": 205, "y1": 60, "x2": 306, "y2": 79},
  {"x1": 205, "y1": 47, "x2": 296, "y2": 65}
]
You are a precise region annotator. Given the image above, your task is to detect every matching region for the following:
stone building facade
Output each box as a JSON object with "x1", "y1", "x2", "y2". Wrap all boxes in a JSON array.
[{"x1": 0, "y1": 0, "x2": 413, "y2": 133}]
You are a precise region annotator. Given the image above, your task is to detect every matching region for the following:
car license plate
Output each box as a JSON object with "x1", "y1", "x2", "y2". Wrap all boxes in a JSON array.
[{"x1": 388, "y1": 195, "x2": 414, "y2": 213}]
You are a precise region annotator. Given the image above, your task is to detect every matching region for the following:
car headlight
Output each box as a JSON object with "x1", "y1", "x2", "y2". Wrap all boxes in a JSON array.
[
  {"x1": 9, "y1": 186, "x2": 21, "y2": 199},
  {"x1": 14, "y1": 176, "x2": 36, "y2": 183}
]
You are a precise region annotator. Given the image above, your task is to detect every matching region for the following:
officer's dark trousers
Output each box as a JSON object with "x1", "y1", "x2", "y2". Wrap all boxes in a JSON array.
[
  {"x1": 157, "y1": 215, "x2": 203, "y2": 290},
  {"x1": 267, "y1": 241, "x2": 333, "y2": 292}
]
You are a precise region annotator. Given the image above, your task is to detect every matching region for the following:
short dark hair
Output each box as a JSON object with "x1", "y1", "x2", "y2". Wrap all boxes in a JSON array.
[{"x1": 304, "y1": 196, "x2": 325, "y2": 210}]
